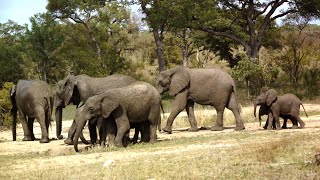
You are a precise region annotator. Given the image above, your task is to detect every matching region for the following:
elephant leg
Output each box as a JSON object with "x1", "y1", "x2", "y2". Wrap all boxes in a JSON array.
[
  {"x1": 186, "y1": 100, "x2": 199, "y2": 132},
  {"x1": 293, "y1": 115, "x2": 305, "y2": 128},
  {"x1": 272, "y1": 113, "x2": 281, "y2": 130},
  {"x1": 27, "y1": 117, "x2": 35, "y2": 140},
  {"x1": 105, "y1": 117, "x2": 117, "y2": 147},
  {"x1": 97, "y1": 117, "x2": 106, "y2": 146},
  {"x1": 141, "y1": 121, "x2": 151, "y2": 142},
  {"x1": 114, "y1": 116, "x2": 130, "y2": 147},
  {"x1": 19, "y1": 111, "x2": 33, "y2": 141},
  {"x1": 227, "y1": 93, "x2": 245, "y2": 131},
  {"x1": 211, "y1": 109, "x2": 225, "y2": 131},
  {"x1": 149, "y1": 122, "x2": 157, "y2": 143},
  {"x1": 263, "y1": 117, "x2": 268, "y2": 129},
  {"x1": 163, "y1": 90, "x2": 188, "y2": 134},
  {"x1": 65, "y1": 120, "x2": 76, "y2": 145},
  {"x1": 267, "y1": 113, "x2": 274, "y2": 130},
  {"x1": 282, "y1": 117, "x2": 288, "y2": 129},
  {"x1": 36, "y1": 110, "x2": 49, "y2": 143},
  {"x1": 88, "y1": 119, "x2": 98, "y2": 145}
]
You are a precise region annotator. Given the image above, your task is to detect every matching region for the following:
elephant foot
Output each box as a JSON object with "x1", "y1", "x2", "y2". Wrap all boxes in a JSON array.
[
  {"x1": 276, "y1": 127, "x2": 282, "y2": 130},
  {"x1": 263, "y1": 126, "x2": 267, "y2": 130},
  {"x1": 234, "y1": 125, "x2": 245, "y2": 131},
  {"x1": 40, "y1": 137, "x2": 49, "y2": 143},
  {"x1": 188, "y1": 127, "x2": 199, "y2": 132},
  {"x1": 282, "y1": 126, "x2": 288, "y2": 129},
  {"x1": 267, "y1": 127, "x2": 273, "y2": 130},
  {"x1": 22, "y1": 136, "x2": 34, "y2": 141},
  {"x1": 162, "y1": 126, "x2": 172, "y2": 134},
  {"x1": 57, "y1": 135, "x2": 63, "y2": 139},
  {"x1": 211, "y1": 126, "x2": 224, "y2": 131},
  {"x1": 292, "y1": 125, "x2": 299, "y2": 129},
  {"x1": 64, "y1": 138, "x2": 73, "y2": 145},
  {"x1": 299, "y1": 122, "x2": 305, "y2": 129}
]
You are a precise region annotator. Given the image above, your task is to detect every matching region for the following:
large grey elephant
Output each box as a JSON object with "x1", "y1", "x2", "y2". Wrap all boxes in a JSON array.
[
  {"x1": 54, "y1": 74, "x2": 137, "y2": 145},
  {"x1": 10, "y1": 80, "x2": 54, "y2": 143},
  {"x1": 254, "y1": 88, "x2": 308, "y2": 130},
  {"x1": 156, "y1": 66, "x2": 245, "y2": 133},
  {"x1": 73, "y1": 81, "x2": 161, "y2": 152}
]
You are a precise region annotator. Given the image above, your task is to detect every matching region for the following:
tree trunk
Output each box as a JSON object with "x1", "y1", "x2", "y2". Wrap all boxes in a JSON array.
[{"x1": 152, "y1": 29, "x2": 166, "y2": 72}]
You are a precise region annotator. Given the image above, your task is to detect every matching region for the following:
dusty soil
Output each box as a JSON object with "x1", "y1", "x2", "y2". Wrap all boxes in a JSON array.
[{"x1": 0, "y1": 104, "x2": 319, "y2": 170}]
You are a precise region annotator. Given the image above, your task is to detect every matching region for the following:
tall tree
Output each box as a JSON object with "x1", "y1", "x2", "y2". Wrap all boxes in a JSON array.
[
  {"x1": 159, "y1": 0, "x2": 320, "y2": 62},
  {"x1": 47, "y1": 0, "x2": 105, "y2": 67},
  {"x1": 138, "y1": 0, "x2": 169, "y2": 71},
  {"x1": 26, "y1": 13, "x2": 65, "y2": 82},
  {"x1": 0, "y1": 21, "x2": 26, "y2": 86}
]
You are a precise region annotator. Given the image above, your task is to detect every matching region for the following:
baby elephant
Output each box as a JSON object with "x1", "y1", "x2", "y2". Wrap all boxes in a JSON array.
[
  {"x1": 254, "y1": 88, "x2": 308, "y2": 130},
  {"x1": 73, "y1": 81, "x2": 161, "y2": 152},
  {"x1": 257, "y1": 104, "x2": 298, "y2": 129}
]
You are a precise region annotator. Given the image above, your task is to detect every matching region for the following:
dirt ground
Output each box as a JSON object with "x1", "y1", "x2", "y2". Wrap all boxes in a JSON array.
[{"x1": 0, "y1": 104, "x2": 319, "y2": 169}]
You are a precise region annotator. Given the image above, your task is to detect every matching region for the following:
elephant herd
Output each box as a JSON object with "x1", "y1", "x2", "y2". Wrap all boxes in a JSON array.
[{"x1": 9, "y1": 66, "x2": 307, "y2": 152}]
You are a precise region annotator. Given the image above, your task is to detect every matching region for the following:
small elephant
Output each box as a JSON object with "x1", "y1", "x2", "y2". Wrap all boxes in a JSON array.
[
  {"x1": 54, "y1": 74, "x2": 137, "y2": 145},
  {"x1": 257, "y1": 104, "x2": 297, "y2": 129},
  {"x1": 73, "y1": 81, "x2": 161, "y2": 152},
  {"x1": 10, "y1": 80, "x2": 54, "y2": 143},
  {"x1": 156, "y1": 66, "x2": 245, "y2": 133},
  {"x1": 254, "y1": 88, "x2": 308, "y2": 130}
]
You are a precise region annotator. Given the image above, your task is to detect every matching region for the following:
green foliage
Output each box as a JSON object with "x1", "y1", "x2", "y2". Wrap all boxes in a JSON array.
[
  {"x1": 303, "y1": 67, "x2": 320, "y2": 98},
  {"x1": 0, "y1": 82, "x2": 14, "y2": 127},
  {"x1": 25, "y1": 13, "x2": 65, "y2": 83},
  {"x1": 231, "y1": 53, "x2": 279, "y2": 96},
  {"x1": 0, "y1": 21, "x2": 26, "y2": 86}
]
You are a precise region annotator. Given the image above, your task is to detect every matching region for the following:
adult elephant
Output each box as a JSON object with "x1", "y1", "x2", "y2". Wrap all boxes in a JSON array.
[
  {"x1": 156, "y1": 66, "x2": 245, "y2": 133},
  {"x1": 256, "y1": 104, "x2": 297, "y2": 129},
  {"x1": 254, "y1": 88, "x2": 308, "y2": 130},
  {"x1": 54, "y1": 74, "x2": 137, "y2": 145},
  {"x1": 10, "y1": 80, "x2": 54, "y2": 143},
  {"x1": 73, "y1": 81, "x2": 161, "y2": 152}
]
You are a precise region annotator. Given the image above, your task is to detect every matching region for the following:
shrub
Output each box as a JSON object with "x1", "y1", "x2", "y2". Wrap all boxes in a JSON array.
[{"x1": 0, "y1": 82, "x2": 14, "y2": 127}]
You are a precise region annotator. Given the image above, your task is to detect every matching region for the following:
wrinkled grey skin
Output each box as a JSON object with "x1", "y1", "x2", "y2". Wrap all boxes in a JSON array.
[
  {"x1": 54, "y1": 74, "x2": 137, "y2": 145},
  {"x1": 156, "y1": 66, "x2": 245, "y2": 133},
  {"x1": 73, "y1": 81, "x2": 161, "y2": 152},
  {"x1": 254, "y1": 89, "x2": 308, "y2": 130},
  {"x1": 10, "y1": 80, "x2": 54, "y2": 143},
  {"x1": 257, "y1": 104, "x2": 297, "y2": 129}
]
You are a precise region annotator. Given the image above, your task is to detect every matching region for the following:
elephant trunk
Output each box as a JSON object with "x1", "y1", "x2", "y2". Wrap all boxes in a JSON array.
[
  {"x1": 74, "y1": 119, "x2": 87, "y2": 152},
  {"x1": 55, "y1": 107, "x2": 63, "y2": 139},
  {"x1": 12, "y1": 109, "x2": 17, "y2": 141}
]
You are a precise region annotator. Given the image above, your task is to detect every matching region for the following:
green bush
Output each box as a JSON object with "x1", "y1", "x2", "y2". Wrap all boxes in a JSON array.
[{"x1": 0, "y1": 82, "x2": 14, "y2": 127}]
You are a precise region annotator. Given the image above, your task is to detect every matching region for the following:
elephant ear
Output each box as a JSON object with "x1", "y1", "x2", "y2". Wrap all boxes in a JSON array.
[
  {"x1": 169, "y1": 67, "x2": 190, "y2": 96},
  {"x1": 266, "y1": 89, "x2": 277, "y2": 106},
  {"x1": 63, "y1": 75, "x2": 76, "y2": 107},
  {"x1": 101, "y1": 92, "x2": 120, "y2": 118}
]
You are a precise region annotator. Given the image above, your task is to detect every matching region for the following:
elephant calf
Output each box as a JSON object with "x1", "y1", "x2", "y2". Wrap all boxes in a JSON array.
[
  {"x1": 10, "y1": 80, "x2": 54, "y2": 143},
  {"x1": 257, "y1": 104, "x2": 298, "y2": 129},
  {"x1": 254, "y1": 88, "x2": 308, "y2": 130},
  {"x1": 73, "y1": 81, "x2": 161, "y2": 152}
]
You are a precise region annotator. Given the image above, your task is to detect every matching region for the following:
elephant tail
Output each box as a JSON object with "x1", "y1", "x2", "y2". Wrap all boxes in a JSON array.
[
  {"x1": 301, "y1": 103, "x2": 308, "y2": 117},
  {"x1": 45, "y1": 97, "x2": 53, "y2": 127},
  {"x1": 158, "y1": 101, "x2": 165, "y2": 132}
]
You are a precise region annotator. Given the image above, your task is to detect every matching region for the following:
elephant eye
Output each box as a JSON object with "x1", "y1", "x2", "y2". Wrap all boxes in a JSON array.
[{"x1": 89, "y1": 107, "x2": 93, "y2": 111}]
